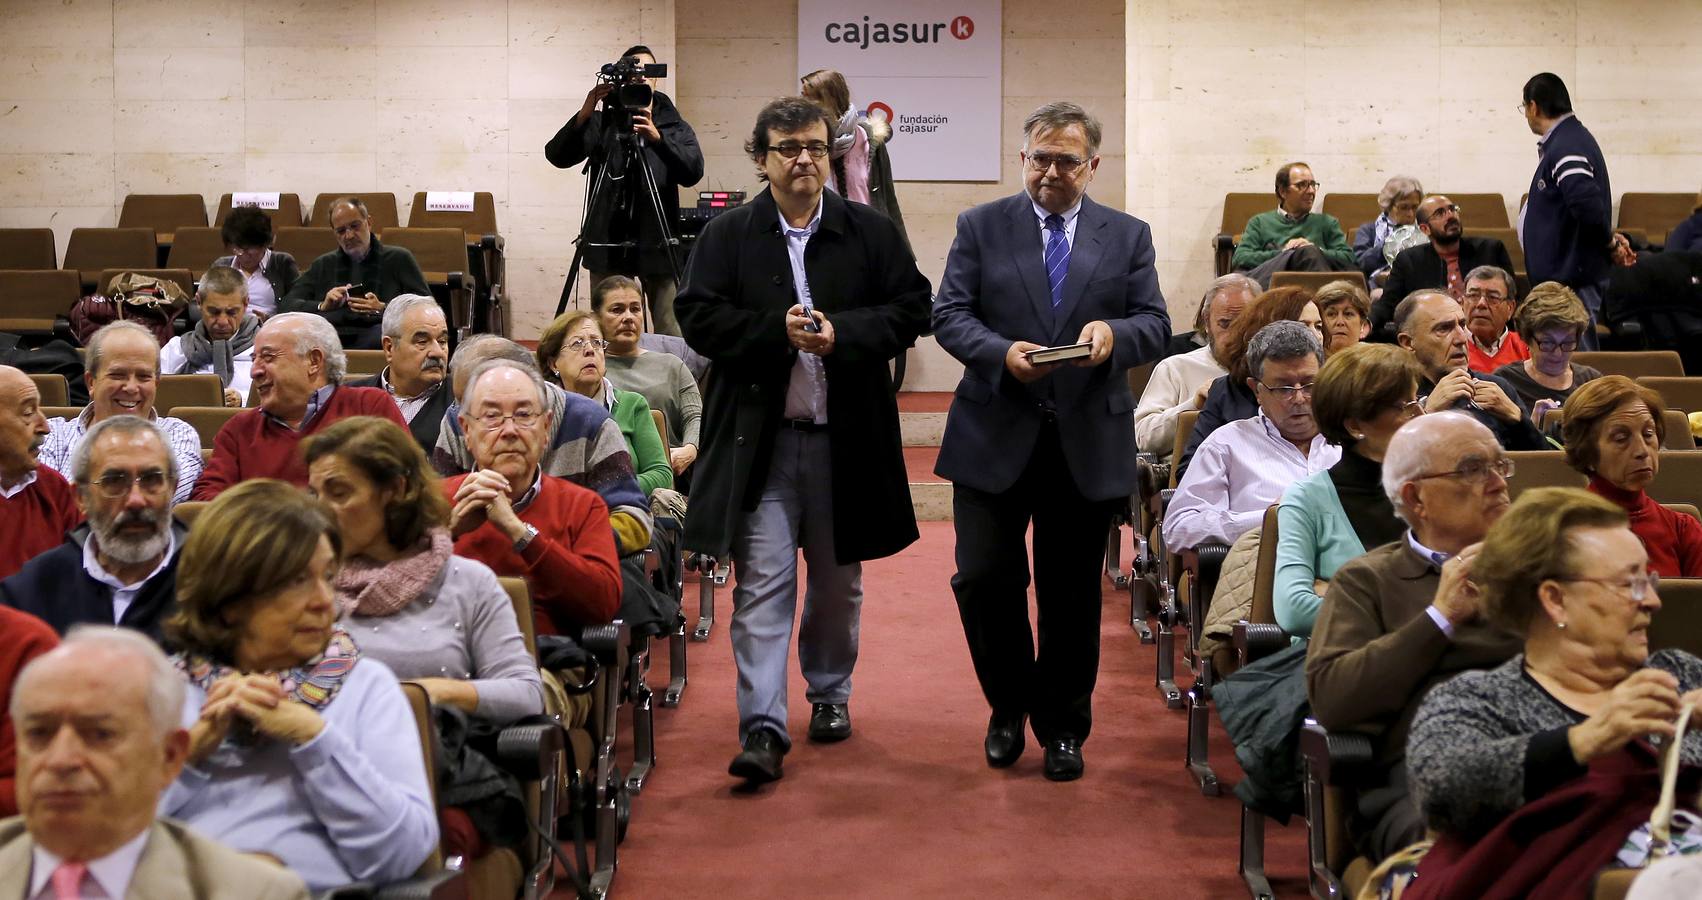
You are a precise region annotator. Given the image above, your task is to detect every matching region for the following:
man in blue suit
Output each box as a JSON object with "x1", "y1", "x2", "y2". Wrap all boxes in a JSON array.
[{"x1": 932, "y1": 101, "x2": 1170, "y2": 781}]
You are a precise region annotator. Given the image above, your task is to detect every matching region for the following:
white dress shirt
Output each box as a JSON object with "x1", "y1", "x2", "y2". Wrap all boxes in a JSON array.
[
  {"x1": 1163, "y1": 412, "x2": 1340, "y2": 549},
  {"x1": 779, "y1": 198, "x2": 828, "y2": 424},
  {"x1": 1133, "y1": 345, "x2": 1228, "y2": 456},
  {"x1": 1, "y1": 467, "x2": 38, "y2": 499},
  {"x1": 243, "y1": 250, "x2": 278, "y2": 316},
  {"x1": 28, "y1": 828, "x2": 149, "y2": 899},
  {"x1": 80, "y1": 527, "x2": 177, "y2": 624},
  {"x1": 378, "y1": 367, "x2": 440, "y2": 424}
]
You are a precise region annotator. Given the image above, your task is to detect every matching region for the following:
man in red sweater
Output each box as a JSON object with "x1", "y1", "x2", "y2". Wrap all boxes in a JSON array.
[
  {"x1": 191, "y1": 313, "x2": 404, "y2": 500},
  {"x1": 0, "y1": 606, "x2": 57, "y2": 816},
  {"x1": 446, "y1": 359, "x2": 621, "y2": 636},
  {"x1": 0, "y1": 366, "x2": 82, "y2": 580}
]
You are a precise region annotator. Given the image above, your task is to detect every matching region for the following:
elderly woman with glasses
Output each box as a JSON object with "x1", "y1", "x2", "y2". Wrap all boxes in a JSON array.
[
  {"x1": 537, "y1": 309, "x2": 672, "y2": 498},
  {"x1": 1354, "y1": 175, "x2": 1424, "y2": 279},
  {"x1": 1273, "y1": 343, "x2": 1422, "y2": 638},
  {"x1": 1407, "y1": 487, "x2": 1702, "y2": 853},
  {"x1": 1492, "y1": 282, "x2": 1603, "y2": 431},
  {"x1": 1562, "y1": 376, "x2": 1702, "y2": 577}
]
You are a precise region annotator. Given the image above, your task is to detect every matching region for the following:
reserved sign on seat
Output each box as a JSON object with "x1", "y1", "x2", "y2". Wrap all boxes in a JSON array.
[
  {"x1": 425, "y1": 191, "x2": 476, "y2": 212},
  {"x1": 231, "y1": 192, "x2": 281, "y2": 209}
]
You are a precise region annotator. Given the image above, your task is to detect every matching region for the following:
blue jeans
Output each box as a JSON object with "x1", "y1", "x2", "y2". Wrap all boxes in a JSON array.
[{"x1": 728, "y1": 429, "x2": 862, "y2": 748}]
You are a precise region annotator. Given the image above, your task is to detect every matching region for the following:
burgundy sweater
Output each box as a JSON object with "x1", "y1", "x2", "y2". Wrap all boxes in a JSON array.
[
  {"x1": 1589, "y1": 475, "x2": 1702, "y2": 577},
  {"x1": 446, "y1": 473, "x2": 622, "y2": 636},
  {"x1": 191, "y1": 385, "x2": 406, "y2": 500},
  {"x1": 0, "y1": 606, "x2": 58, "y2": 816},
  {"x1": 0, "y1": 466, "x2": 82, "y2": 581}
]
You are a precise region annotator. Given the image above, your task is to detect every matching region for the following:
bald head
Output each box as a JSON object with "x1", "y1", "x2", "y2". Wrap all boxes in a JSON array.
[{"x1": 0, "y1": 364, "x2": 50, "y2": 482}]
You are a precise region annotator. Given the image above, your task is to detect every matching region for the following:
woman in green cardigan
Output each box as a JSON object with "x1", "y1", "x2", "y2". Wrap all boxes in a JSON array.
[
  {"x1": 538, "y1": 309, "x2": 674, "y2": 497},
  {"x1": 1273, "y1": 343, "x2": 1423, "y2": 637}
]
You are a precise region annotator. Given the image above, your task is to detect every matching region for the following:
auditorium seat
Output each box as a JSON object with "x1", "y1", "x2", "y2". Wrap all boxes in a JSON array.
[
  {"x1": 1228, "y1": 504, "x2": 1287, "y2": 900},
  {"x1": 1214, "y1": 193, "x2": 1271, "y2": 277},
  {"x1": 1299, "y1": 722, "x2": 1378, "y2": 898},
  {"x1": 1618, "y1": 193, "x2": 1696, "y2": 245},
  {"x1": 1662, "y1": 410, "x2": 1696, "y2": 450},
  {"x1": 119, "y1": 194, "x2": 208, "y2": 263},
  {"x1": 63, "y1": 227, "x2": 157, "y2": 294},
  {"x1": 1572, "y1": 350, "x2": 1686, "y2": 380},
  {"x1": 165, "y1": 227, "x2": 228, "y2": 281},
  {"x1": 1650, "y1": 578, "x2": 1702, "y2": 656},
  {"x1": 1507, "y1": 450, "x2": 1584, "y2": 501},
  {"x1": 1148, "y1": 408, "x2": 1200, "y2": 710},
  {"x1": 344, "y1": 349, "x2": 386, "y2": 377},
  {"x1": 1447, "y1": 193, "x2": 1510, "y2": 228},
  {"x1": 155, "y1": 374, "x2": 222, "y2": 412},
  {"x1": 41, "y1": 406, "x2": 83, "y2": 421},
  {"x1": 271, "y1": 227, "x2": 338, "y2": 266},
  {"x1": 1319, "y1": 193, "x2": 1380, "y2": 236},
  {"x1": 0, "y1": 269, "x2": 80, "y2": 335},
  {"x1": 1270, "y1": 270, "x2": 1368, "y2": 296},
  {"x1": 27, "y1": 373, "x2": 68, "y2": 406},
  {"x1": 214, "y1": 193, "x2": 305, "y2": 228},
  {"x1": 309, "y1": 192, "x2": 400, "y2": 234},
  {"x1": 172, "y1": 501, "x2": 207, "y2": 526},
  {"x1": 1653, "y1": 452, "x2": 1702, "y2": 511},
  {"x1": 1463, "y1": 226, "x2": 1525, "y2": 275},
  {"x1": 1636, "y1": 376, "x2": 1702, "y2": 415},
  {"x1": 0, "y1": 228, "x2": 58, "y2": 270},
  {"x1": 170, "y1": 405, "x2": 242, "y2": 448},
  {"x1": 407, "y1": 191, "x2": 508, "y2": 337},
  {"x1": 382, "y1": 227, "x2": 471, "y2": 336}
]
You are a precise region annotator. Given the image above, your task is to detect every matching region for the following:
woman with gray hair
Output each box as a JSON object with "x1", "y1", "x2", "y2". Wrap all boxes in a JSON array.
[{"x1": 1354, "y1": 176, "x2": 1424, "y2": 278}]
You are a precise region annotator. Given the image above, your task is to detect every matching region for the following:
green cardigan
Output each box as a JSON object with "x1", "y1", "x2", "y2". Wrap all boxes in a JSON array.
[
  {"x1": 1274, "y1": 468, "x2": 1364, "y2": 638},
  {"x1": 1232, "y1": 209, "x2": 1356, "y2": 270},
  {"x1": 609, "y1": 387, "x2": 673, "y2": 497}
]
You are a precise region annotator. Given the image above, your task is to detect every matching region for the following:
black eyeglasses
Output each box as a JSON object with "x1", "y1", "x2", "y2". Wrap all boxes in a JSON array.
[
  {"x1": 770, "y1": 141, "x2": 830, "y2": 160},
  {"x1": 86, "y1": 469, "x2": 170, "y2": 499},
  {"x1": 1534, "y1": 338, "x2": 1579, "y2": 353},
  {"x1": 1290, "y1": 180, "x2": 1320, "y2": 191},
  {"x1": 1423, "y1": 203, "x2": 1461, "y2": 222}
]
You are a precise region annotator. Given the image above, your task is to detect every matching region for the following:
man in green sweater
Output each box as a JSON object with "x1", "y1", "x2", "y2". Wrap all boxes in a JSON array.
[{"x1": 1233, "y1": 162, "x2": 1358, "y2": 288}]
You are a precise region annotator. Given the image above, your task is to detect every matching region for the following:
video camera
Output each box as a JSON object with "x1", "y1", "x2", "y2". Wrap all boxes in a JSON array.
[{"x1": 598, "y1": 55, "x2": 668, "y2": 111}]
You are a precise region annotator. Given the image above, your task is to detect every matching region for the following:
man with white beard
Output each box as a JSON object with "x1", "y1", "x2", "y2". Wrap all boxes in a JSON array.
[{"x1": 0, "y1": 416, "x2": 187, "y2": 644}]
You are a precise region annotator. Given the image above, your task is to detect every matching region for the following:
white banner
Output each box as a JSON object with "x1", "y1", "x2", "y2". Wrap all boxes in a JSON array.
[
  {"x1": 797, "y1": 1, "x2": 1001, "y2": 182},
  {"x1": 231, "y1": 192, "x2": 280, "y2": 210},
  {"x1": 425, "y1": 191, "x2": 476, "y2": 212}
]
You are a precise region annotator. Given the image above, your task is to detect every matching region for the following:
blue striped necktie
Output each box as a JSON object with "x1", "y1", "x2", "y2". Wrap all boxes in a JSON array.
[{"x1": 1044, "y1": 213, "x2": 1069, "y2": 309}]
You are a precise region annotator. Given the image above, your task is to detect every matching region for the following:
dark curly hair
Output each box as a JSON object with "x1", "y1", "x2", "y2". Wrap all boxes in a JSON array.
[{"x1": 745, "y1": 97, "x2": 834, "y2": 181}]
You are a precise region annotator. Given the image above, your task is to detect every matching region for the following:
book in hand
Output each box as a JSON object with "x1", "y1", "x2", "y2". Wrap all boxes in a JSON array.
[{"x1": 1025, "y1": 342, "x2": 1093, "y2": 365}]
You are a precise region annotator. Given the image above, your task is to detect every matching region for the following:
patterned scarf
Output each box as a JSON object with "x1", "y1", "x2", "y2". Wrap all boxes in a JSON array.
[
  {"x1": 174, "y1": 628, "x2": 361, "y2": 745},
  {"x1": 334, "y1": 528, "x2": 454, "y2": 617}
]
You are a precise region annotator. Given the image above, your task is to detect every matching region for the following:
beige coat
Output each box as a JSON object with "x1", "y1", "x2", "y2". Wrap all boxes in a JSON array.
[{"x1": 0, "y1": 817, "x2": 308, "y2": 900}]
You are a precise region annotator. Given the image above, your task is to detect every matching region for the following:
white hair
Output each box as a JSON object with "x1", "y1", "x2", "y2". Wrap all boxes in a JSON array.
[
  {"x1": 11, "y1": 626, "x2": 185, "y2": 738},
  {"x1": 462, "y1": 357, "x2": 549, "y2": 410},
  {"x1": 1381, "y1": 411, "x2": 1495, "y2": 524},
  {"x1": 381, "y1": 294, "x2": 443, "y2": 341},
  {"x1": 264, "y1": 312, "x2": 347, "y2": 384}
]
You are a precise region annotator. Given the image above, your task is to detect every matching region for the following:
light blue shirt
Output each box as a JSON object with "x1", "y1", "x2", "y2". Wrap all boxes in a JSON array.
[
  {"x1": 1407, "y1": 530, "x2": 1457, "y2": 637},
  {"x1": 779, "y1": 198, "x2": 828, "y2": 424},
  {"x1": 1031, "y1": 197, "x2": 1081, "y2": 259}
]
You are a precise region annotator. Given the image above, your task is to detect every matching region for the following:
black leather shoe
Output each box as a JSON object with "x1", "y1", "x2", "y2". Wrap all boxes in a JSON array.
[
  {"x1": 984, "y1": 712, "x2": 1026, "y2": 768},
  {"x1": 807, "y1": 703, "x2": 852, "y2": 742},
  {"x1": 1043, "y1": 737, "x2": 1084, "y2": 781},
  {"x1": 728, "y1": 729, "x2": 786, "y2": 783}
]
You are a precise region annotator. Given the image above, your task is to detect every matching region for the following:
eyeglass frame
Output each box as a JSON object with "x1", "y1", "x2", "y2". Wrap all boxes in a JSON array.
[
  {"x1": 1462, "y1": 285, "x2": 1511, "y2": 305},
  {"x1": 1023, "y1": 151, "x2": 1090, "y2": 176},
  {"x1": 1254, "y1": 380, "x2": 1316, "y2": 403},
  {"x1": 768, "y1": 141, "x2": 831, "y2": 160},
  {"x1": 1288, "y1": 180, "x2": 1321, "y2": 192},
  {"x1": 83, "y1": 468, "x2": 171, "y2": 499},
  {"x1": 1421, "y1": 203, "x2": 1462, "y2": 224},
  {"x1": 470, "y1": 409, "x2": 544, "y2": 431},
  {"x1": 1412, "y1": 456, "x2": 1515, "y2": 485},
  {"x1": 564, "y1": 337, "x2": 610, "y2": 352},
  {"x1": 1551, "y1": 571, "x2": 1661, "y2": 604},
  {"x1": 1534, "y1": 337, "x2": 1580, "y2": 353}
]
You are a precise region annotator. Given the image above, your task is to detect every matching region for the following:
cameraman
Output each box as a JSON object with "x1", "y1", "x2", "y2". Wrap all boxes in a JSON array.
[{"x1": 547, "y1": 44, "x2": 704, "y2": 337}]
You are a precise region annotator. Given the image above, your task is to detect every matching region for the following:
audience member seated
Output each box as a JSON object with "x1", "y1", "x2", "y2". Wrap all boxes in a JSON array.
[
  {"x1": 433, "y1": 335, "x2": 652, "y2": 555},
  {"x1": 445, "y1": 360, "x2": 622, "y2": 637},
  {"x1": 1564, "y1": 376, "x2": 1702, "y2": 576},
  {"x1": 1354, "y1": 175, "x2": 1424, "y2": 279},
  {"x1": 40, "y1": 322, "x2": 204, "y2": 503},
  {"x1": 593, "y1": 275, "x2": 703, "y2": 479},
  {"x1": 0, "y1": 365, "x2": 80, "y2": 582},
  {"x1": 1314, "y1": 278, "x2": 1373, "y2": 353},
  {"x1": 159, "y1": 265, "x2": 259, "y2": 407},
  {"x1": 1232, "y1": 161, "x2": 1358, "y2": 288},
  {"x1": 1664, "y1": 191, "x2": 1702, "y2": 254},
  {"x1": 279, "y1": 197, "x2": 429, "y2": 349},
  {"x1": 161, "y1": 480, "x2": 438, "y2": 891},
  {"x1": 1406, "y1": 488, "x2": 1702, "y2": 875},
  {"x1": 346, "y1": 294, "x2": 451, "y2": 451},
  {"x1": 2, "y1": 417, "x2": 186, "y2": 641},
  {"x1": 1176, "y1": 286, "x2": 1325, "y2": 478},
  {"x1": 191, "y1": 313, "x2": 405, "y2": 500},
  {"x1": 1305, "y1": 411, "x2": 1523, "y2": 863},
  {"x1": 1492, "y1": 282, "x2": 1601, "y2": 429},
  {"x1": 542, "y1": 309, "x2": 672, "y2": 497},
  {"x1": 0, "y1": 606, "x2": 56, "y2": 817},
  {"x1": 213, "y1": 206, "x2": 300, "y2": 320},
  {"x1": 1375, "y1": 195, "x2": 1516, "y2": 336},
  {"x1": 1134, "y1": 273, "x2": 1255, "y2": 458},
  {"x1": 1274, "y1": 343, "x2": 1421, "y2": 638},
  {"x1": 3, "y1": 627, "x2": 309, "y2": 899},
  {"x1": 1394, "y1": 290, "x2": 1548, "y2": 450},
  {"x1": 1460, "y1": 266, "x2": 1529, "y2": 371},
  {"x1": 1164, "y1": 321, "x2": 1339, "y2": 550}
]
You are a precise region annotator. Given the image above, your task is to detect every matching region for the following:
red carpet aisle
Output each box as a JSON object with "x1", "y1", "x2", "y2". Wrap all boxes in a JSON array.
[{"x1": 592, "y1": 522, "x2": 1309, "y2": 899}]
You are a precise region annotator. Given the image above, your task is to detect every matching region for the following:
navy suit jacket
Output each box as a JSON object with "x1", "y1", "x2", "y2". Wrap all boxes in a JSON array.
[{"x1": 931, "y1": 193, "x2": 1170, "y2": 501}]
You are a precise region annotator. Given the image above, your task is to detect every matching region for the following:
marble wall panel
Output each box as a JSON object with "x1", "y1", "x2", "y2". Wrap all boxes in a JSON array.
[
  {"x1": 116, "y1": 100, "x2": 245, "y2": 154},
  {"x1": 0, "y1": 102, "x2": 118, "y2": 155},
  {"x1": 114, "y1": 153, "x2": 244, "y2": 207},
  {"x1": 0, "y1": 155, "x2": 118, "y2": 209},
  {"x1": 0, "y1": 49, "x2": 116, "y2": 100},
  {"x1": 114, "y1": 0, "x2": 244, "y2": 47},
  {"x1": 242, "y1": 0, "x2": 376, "y2": 48},
  {"x1": 114, "y1": 48, "x2": 244, "y2": 101},
  {"x1": 0, "y1": 0, "x2": 114, "y2": 48}
]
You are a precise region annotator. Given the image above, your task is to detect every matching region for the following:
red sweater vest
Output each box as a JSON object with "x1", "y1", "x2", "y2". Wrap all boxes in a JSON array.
[
  {"x1": 0, "y1": 466, "x2": 82, "y2": 581},
  {"x1": 1590, "y1": 476, "x2": 1702, "y2": 577},
  {"x1": 0, "y1": 606, "x2": 58, "y2": 816},
  {"x1": 191, "y1": 385, "x2": 406, "y2": 500}
]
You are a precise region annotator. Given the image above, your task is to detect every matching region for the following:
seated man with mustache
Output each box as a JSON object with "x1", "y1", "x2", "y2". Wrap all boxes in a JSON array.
[
  {"x1": 1, "y1": 416, "x2": 187, "y2": 643},
  {"x1": 346, "y1": 295, "x2": 451, "y2": 452}
]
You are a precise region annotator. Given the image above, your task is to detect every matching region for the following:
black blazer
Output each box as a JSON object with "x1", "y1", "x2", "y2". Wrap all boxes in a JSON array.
[
  {"x1": 1374, "y1": 236, "x2": 1516, "y2": 338},
  {"x1": 0, "y1": 523, "x2": 186, "y2": 644},
  {"x1": 348, "y1": 372, "x2": 448, "y2": 451}
]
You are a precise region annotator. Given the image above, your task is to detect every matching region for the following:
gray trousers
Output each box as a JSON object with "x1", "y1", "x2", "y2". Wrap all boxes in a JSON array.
[{"x1": 728, "y1": 429, "x2": 862, "y2": 749}]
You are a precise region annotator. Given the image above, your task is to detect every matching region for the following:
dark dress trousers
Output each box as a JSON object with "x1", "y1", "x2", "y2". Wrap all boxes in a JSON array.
[
  {"x1": 1373, "y1": 236, "x2": 1515, "y2": 338},
  {"x1": 932, "y1": 192, "x2": 1170, "y2": 743},
  {"x1": 348, "y1": 372, "x2": 449, "y2": 452}
]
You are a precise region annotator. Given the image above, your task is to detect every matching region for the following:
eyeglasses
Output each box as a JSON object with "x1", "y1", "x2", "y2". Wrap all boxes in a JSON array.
[
  {"x1": 1256, "y1": 381, "x2": 1315, "y2": 403},
  {"x1": 1555, "y1": 571, "x2": 1661, "y2": 603},
  {"x1": 1535, "y1": 338, "x2": 1579, "y2": 353},
  {"x1": 1025, "y1": 152, "x2": 1088, "y2": 175},
  {"x1": 1394, "y1": 398, "x2": 1426, "y2": 418},
  {"x1": 472, "y1": 409, "x2": 543, "y2": 430},
  {"x1": 1423, "y1": 204, "x2": 1462, "y2": 222},
  {"x1": 566, "y1": 338, "x2": 609, "y2": 352},
  {"x1": 1462, "y1": 287, "x2": 1508, "y2": 304},
  {"x1": 1290, "y1": 180, "x2": 1320, "y2": 191},
  {"x1": 86, "y1": 469, "x2": 170, "y2": 499},
  {"x1": 770, "y1": 141, "x2": 830, "y2": 160},
  {"x1": 1414, "y1": 456, "x2": 1515, "y2": 485}
]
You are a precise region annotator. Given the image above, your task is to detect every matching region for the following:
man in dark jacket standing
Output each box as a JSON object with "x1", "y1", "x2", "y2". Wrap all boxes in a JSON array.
[
  {"x1": 548, "y1": 45, "x2": 704, "y2": 337},
  {"x1": 676, "y1": 97, "x2": 931, "y2": 785},
  {"x1": 1520, "y1": 72, "x2": 1612, "y2": 348}
]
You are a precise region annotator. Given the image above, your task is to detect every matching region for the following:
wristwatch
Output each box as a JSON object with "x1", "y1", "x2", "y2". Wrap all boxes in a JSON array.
[{"x1": 513, "y1": 524, "x2": 540, "y2": 554}]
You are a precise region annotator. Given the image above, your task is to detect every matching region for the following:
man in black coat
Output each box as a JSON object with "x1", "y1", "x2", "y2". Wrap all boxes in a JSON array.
[
  {"x1": 1373, "y1": 195, "x2": 1515, "y2": 339},
  {"x1": 547, "y1": 45, "x2": 703, "y2": 337},
  {"x1": 278, "y1": 197, "x2": 430, "y2": 349},
  {"x1": 346, "y1": 294, "x2": 451, "y2": 452},
  {"x1": 676, "y1": 97, "x2": 930, "y2": 785}
]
